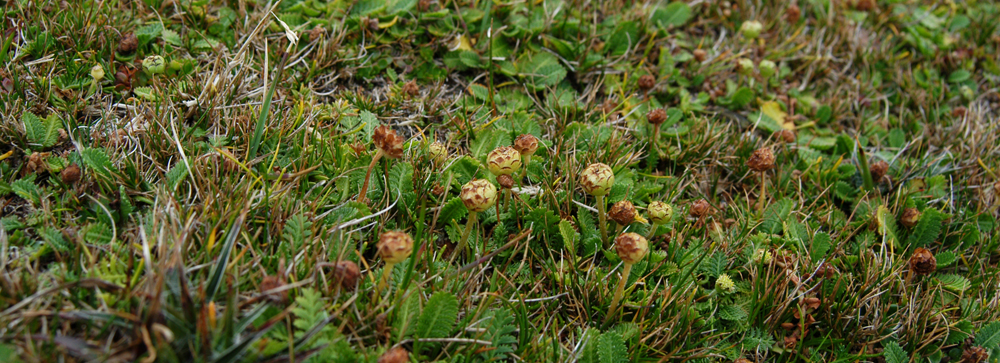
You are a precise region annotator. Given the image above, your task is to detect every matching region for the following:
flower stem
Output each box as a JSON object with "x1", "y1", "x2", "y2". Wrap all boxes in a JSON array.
[
  {"x1": 376, "y1": 262, "x2": 396, "y2": 296},
  {"x1": 646, "y1": 222, "x2": 659, "y2": 240},
  {"x1": 597, "y1": 195, "x2": 609, "y2": 249},
  {"x1": 358, "y1": 149, "x2": 384, "y2": 204},
  {"x1": 605, "y1": 263, "x2": 633, "y2": 324},
  {"x1": 457, "y1": 211, "x2": 478, "y2": 257},
  {"x1": 758, "y1": 172, "x2": 766, "y2": 211}
]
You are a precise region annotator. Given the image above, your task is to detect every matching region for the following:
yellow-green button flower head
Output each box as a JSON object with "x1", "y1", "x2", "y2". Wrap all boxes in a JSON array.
[
  {"x1": 143, "y1": 55, "x2": 166, "y2": 75},
  {"x1": 759, "y1": 60, "x2": 777, "y2": 79},
  {"x1": 647, "y1": 201, "x2": 674, "y2": 224},
  {"x1": 740, "y1": 20, "x2": 763, "y2": 39},
  {"x1": 460, "y1": 179, "x2": 497, "y2": 213},
  {"x1": 614, "y1": 233, "x2": 648, "y2": 265},
  {"x1": 580, "y1": 163, "x2": 614, "y2": 197},
  {"x1": 428, "y1": 141, "x2": 447, "y2": 165},
  {"x1": 716, "y1": 273, "x2": 736, "y2": 293},
  {"x1": 487, "y1": 146, "x2": 522, "y2": 176},
  {"x1": 91, "y1": 65, "x2": 105, "y2": 81},
  {"x1": 377, "y1": 231, "x2": 413, "y2": 264}
]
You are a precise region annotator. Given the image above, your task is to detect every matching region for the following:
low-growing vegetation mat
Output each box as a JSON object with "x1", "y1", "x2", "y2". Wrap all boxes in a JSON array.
[{"x1": 2, "y1": 0, "x2": 1000, "y2": 362}]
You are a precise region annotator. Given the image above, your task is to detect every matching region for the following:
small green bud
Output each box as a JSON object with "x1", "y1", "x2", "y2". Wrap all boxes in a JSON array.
[
  {"x1": 647, "y1": 201, "x2": 674, "y2": 224},
  {"x1": 737, "y1": 58, "x2": 755, "y2": 76},
  {"x1": 90, "y1": 65, "x2": 105, "y2": 81},
  {"x1": 143, "y1": 55, "x2": 166, "y2": 75},
  {"x1": 716, "y1": 273, "x2": 736, "y2": 293},
  {"x1": 580, "y1": 163, "x2": 614, "y2": 197},
  {"x1": 740, "y1": 20, "x2": 763, "y2": 39},
  {"x1": 759, "y1": 60, "x2": 777, "y2": 79}
]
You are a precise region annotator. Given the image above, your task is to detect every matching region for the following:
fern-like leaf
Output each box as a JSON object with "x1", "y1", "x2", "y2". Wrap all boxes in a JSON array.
[
  {"x1": 597, "y1": 331, "x2": 628, "y2": 363},
  {"x1": 282, "y1": 214, "x2": 312, "y2": 250},
  {"x1": 905, "y1": 208, "x2": 944, "y2": 248},
  {"x1": 415, "y1": 292, "x2": 458, "y2": 340},
  {"x1": 974, "y1": 321, "x2": 1000, "y2": 348},
  {"x1": 437, "y1": 197, "x2": 468, "y2": 226}
]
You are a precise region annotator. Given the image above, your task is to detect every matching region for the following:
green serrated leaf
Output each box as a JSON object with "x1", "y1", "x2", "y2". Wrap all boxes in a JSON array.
[
  {"x1": 974, "y1": 321, "x2": 1000, "y2": 348},
  {"x1": 718, "y1": 305, "x2": 748, "y2": 321},
  {"x1": 935, "y1": 251, "x2": 956, "y2": 268},
  {"x1": 518, "y1": 52, "x2": 567, "y2": 91},
  {"x1": 11, "y1": 175, "x2": 41, "y2": 205},
  {"x1": 84, "y1": 222, "x2": 113, "y2": 245},
  {"x1": 165, "y1": 162, "x2": 189, "y2": 191},
  {"x1": 882, "y1": 341, "x2": 908, "y2": 363},
  {"x1": 559, "y1": 219, "x2": 579, "y2": 254},
  {"x1": 597, "y1": 331, "x2": 628, "y2": 363},
  {"x1": 905, "y1": 208, "x2": 944, "y2": 248},
  {"x1": 936, "y1": 274, "x2": 971, "y2": 292},
  {"x1": 415, "y1": 292, "x2": 458, "y2": 340},
  {"x1": 760, "y1": 199, "x2": 794, "y2": 234},
  {"x1": 577, "y1": 329, "x2": 601, "y2": 363},
  {"x1": 82, "y1": 148, "x2": 114, "y2": 179},
  {"x1": 438, "y1": 197, "x2": 468, "y2": 226}
]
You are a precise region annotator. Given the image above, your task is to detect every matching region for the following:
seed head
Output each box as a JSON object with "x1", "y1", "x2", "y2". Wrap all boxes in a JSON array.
[
  {"x1": 331, "y1": 261, "x2": 360, "y2": 291},
  {"x1": 775, "y1": 129, "x2": 796, "y2": 143},
  {"x1": 377, "y1": 231, "x2": 413, "y2": 264},
  {"x1": 647, "y1": 108, "x2": 667, "y2": 125},
  {"x1": 637, "y1": 74, "x2": 655, "y2": 91},
  {"x1": 372, "y1": 125, "x2": 405, "y2": 159},
  {"x1": 692, "y1": 49, "x2": 707, "y2": 62},
  {"x1": 614, "y1": 233, "x2": 648, "y2": 265},
  {"x1": 740, "y1": 20, "x2": 763, "y2": 39},
  {"x1": 580, "y1": 163, "x2": 614, "y2": 197},
  {"x1": 900, "y1": 208, "x2": 921, "y2": 228},
  {"x1": 460, "y1": 179, "x2": 497, "y2": 212},
  {"x1": 61, "y1": 164, "x2": 82, "y2": 185},
  {"x1": 497, "y1": 174, "x2": 514, "y2": 189},
  {"x1": 118, "y1": 32, "x2": 137, "y2": 54},
  {"x1": 608, "y1": 200, "x2": 637, "y2": 226},
  {"x1": 716, "y1": 273, "x2": 736, "y2": 293},
  {"x1": 785, "y1": 4, "x2": 802, "y2": 23},
  {"x1": 378, "y1": 347, "x2": 409, "y2": 363},
  {"x1": 870, "y1": 160, "x2": 888, "y2": 183},
  {"x1": 960, "y1": 346, "x2": 988, "y2": 363},
  {"x1": 747, "y1": 147, "x2": 776, "y2": 172},
  {"x1": 513, "y1": 134, "x2": 539, "y2": 156},
  {"x1": 647, "y1": 201, "x2": 674, "y2": 224},
  {"x1": 487, "y1": 146, "x2": 522, "y2": 176},
  {"x1": 428, "y1": 141, "x2": 447, "y2": 165},
  {"x1": 909, "y1": 247, "x2": 936, "y2": 275},
  {"x1": 689, "y1": 199, "x2": 710, "y2": 218}
]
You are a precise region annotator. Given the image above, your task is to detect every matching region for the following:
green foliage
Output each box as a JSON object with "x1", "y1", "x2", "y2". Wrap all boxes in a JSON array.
[
  {"x1": 478, "y1": 308, "x2": 518, "y2": 360},
  {"x1": 597, "y1": 331, "x2": 628, "y2": 363},
  {"x1": 22, "y1": 112, "x2": 62, "y2": 150},
  {"x1": 905, "y1": 208, "x2": 945, "y2": 248},
  {"x1": 974, "y1": 322, "x2": 1000, "y2": 348},
  {"x1": 882, "y1": 341, "x2": 908, "y2": 363}
]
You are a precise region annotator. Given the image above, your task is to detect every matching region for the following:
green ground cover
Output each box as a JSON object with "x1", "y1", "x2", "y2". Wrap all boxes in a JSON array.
[{"x1": 1, "y1": 0, "x2": 1000, "y2": 362}]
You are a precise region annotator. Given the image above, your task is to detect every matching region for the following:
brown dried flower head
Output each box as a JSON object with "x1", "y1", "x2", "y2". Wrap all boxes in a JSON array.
[
  {"x1": 785, "y1": 4, "x2": 801, "y2": 23},
  {"x1": 332, "y1": 261, "x2": 360, "y2": 291},
  {"x1": 692, "y1": 49, "x2": 707, "y2": 62},
  {"x1": 647, "y1": 108, "x2": 667, "y2": 125},
  {"x1": 637, "y1": 74, "x2": 656, "y2": 91},
  {"x1": 870, "y1": 160, "x2": 889, "y2": 182},
  {"x1": 61, "y1": 163, "x2": 82, "y2": 184},
  {"x1": 377, "y1": 347, "x2": 410, "y2": 363},
  {"x1": 377, "y1": 231, "x2": 413, "y2": 264},
  {"x1": 747, "y1": 147, "x2": 776, "y2": 172},
  {"x1": 372, "y1": 125, "x2": 405, "y2": 159},
  {"x1": 487, "y1": 146, "x2": 522, "y2": 176},
  {"x1": 513, "y1": 134, "x2": 539, "y2": 155},
  {"x1": 647, "y1": 201, "x2": 674, "y2": 224},
  {"x1": 960, "y1": 346, "x2": 988, "y2": 363},
  {"x1": 909, "y1": 247, "x2": 936, "y2": 275},
  {"x1": 689, "y1": 199, "x2": 710, "y2": 218},
  {"x1": 580, "y1": 163, "x2": 615, "y2": 197},
  {"x1": 614, "y1": 233, "x2": 649, "y2": 265},
  {"x1": 460, "y1": 179, "x2": 497, "y2": 212},
  {"x1": 608, "y1": 200, "x2": 637, "y2": 226},
  {"x1": 900, "y1": 208, "x2": 921, "y2": 228},
  {"x1": 402, "y1": 80, "x2": 419, "y2": 97},
  {"x1": 775, "y1": 129, "x2": 796, "y2": 143},
  {"x1": 118, "y1": 32, "x2": 137, "y2": 54},
  {"x1": 260, "y1": 275, "x2": 288, "y2": 304},
  {"x1": 497, "y1": 174, "x2": 514, "y2": 189}
]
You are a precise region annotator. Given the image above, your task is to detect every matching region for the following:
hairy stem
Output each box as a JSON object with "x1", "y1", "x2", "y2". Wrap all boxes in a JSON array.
[
  {"x1": 605, "y1": 263, "x2": 633, "y2": 324},
  {"x1": 457, "y1": 211, "x2": 478, "y2": 257},
  {"x1": 376, "y1": 262, "x2": 396, "y2": 296},
  {"x1": 597, "y1": 194, "x2": 609, "y2": 249}
]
